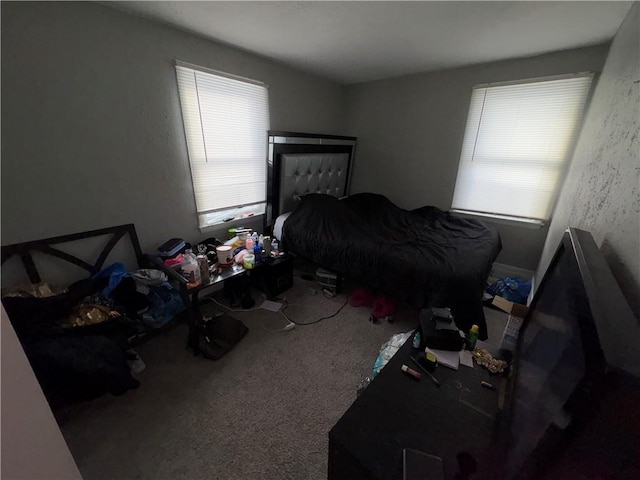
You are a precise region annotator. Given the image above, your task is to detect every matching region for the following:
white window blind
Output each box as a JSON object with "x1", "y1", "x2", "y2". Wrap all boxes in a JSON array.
[
  {"x1": 452, "y1": 74, "x2": 593, "y2": 222},
  {"x1": 175, "y1": 62, "x2": 269, "y2": 227}
]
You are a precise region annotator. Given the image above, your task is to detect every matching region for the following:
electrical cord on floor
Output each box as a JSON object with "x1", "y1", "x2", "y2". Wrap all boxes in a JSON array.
[
  {"x1": 261, "y1": 320, "x2": 296, "y2": 333},
  {"x1": 280, "y1": 294, "x2": 350, "y2": 326},
  {"x1": 206, "y1": 292, "x2": 349, "y2": 330},
  {"x1": 202, "y1": 293, "x2": 296, "y2": 333},
  {"x1": 205, "y1": 294, "x2": 267, "y2": 313}
]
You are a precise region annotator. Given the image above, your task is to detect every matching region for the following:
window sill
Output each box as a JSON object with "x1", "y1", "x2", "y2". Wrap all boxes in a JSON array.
[
  {"x1": 199, "y1": 214, "x2": 264, "y2": 234},
  {"x1": 450, "y1": 210, "x2": 546, "y2": 229}
]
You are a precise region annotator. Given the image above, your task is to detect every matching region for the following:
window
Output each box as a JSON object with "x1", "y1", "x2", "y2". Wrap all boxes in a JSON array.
[
  {"x1": 175, "y1": 61, "x2": 270, "y2": 228},
  {"x1": 451, "y1": 73, "x2": 593, "y2": 224}
]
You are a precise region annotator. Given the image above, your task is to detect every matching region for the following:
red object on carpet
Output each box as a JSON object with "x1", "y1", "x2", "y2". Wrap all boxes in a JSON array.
[
  {"x1": 372, "y1": 296, "x2": 396, "y2": 318},
  {"x1": 350, "y1": 288, "x2": 374, "y2": 307}
]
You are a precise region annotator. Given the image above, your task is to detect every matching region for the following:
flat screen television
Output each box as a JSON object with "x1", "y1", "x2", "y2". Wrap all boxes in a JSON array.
[{"x1": 501, "y1": 228, "x2": 639, "y2": 479}]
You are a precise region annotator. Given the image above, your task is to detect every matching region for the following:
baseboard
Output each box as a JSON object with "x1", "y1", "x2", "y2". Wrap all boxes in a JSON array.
[{"x1": 490, "y1": 262, "x2": 535, "y2": 281}]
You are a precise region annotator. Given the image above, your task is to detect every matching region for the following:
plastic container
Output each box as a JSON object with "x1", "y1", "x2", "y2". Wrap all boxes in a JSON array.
[
  {"x1": 197, "y1": 254, "x2": 210, "y2": 284},
  {"x1": 216, "y1": 245, "x2": 233, "y2": 266},
  {"x1": 413, "y1": 331, "x2": 421, "y2": 349},
  {"x1": 182, "y1": 249, "x2": 202, "y2": 286},
  {"x1": 246, "y1": 237, "x2": 255, "y2": 250},
  {"x1": 466, "y1": 324, "x2": 479, "y2": 350},
  {"x1": 263, "y1": 237, "x2": 272, "y2": 255},
  {"x1": 157, "y1": 238, "x2": 185, "y2": 258},
  {"x1": 243, "y1": 253, "x2": 255, "y2": 269},
  {"x1": 253, "y1": 244, "x2": 263, "y2": 263}
]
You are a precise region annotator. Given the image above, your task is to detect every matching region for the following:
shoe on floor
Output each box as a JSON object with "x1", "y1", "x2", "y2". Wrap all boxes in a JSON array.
[
  {"x1": 350, "y1": 287, "x2": 374, "y2": 307},
  {"x1": 371, "y1": 295, "x2": 396, "y2": 319}
]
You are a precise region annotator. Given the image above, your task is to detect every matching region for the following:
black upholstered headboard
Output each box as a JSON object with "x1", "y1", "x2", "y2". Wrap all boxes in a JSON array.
[{"x1": 265, "y1": 131, "x2": 357, "y2": 232}]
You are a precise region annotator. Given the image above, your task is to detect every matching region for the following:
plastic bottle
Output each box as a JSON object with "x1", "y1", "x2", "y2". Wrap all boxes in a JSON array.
[
  {"x1": 412, "y1": 331, "x2": 421, "y2": 349},
  {"x1": 272, "y1": 239, "x2": 279, "y2": 256},
  {"x1": 467, "y1": 324, "x2": 479, "y2": 350},
  {"x1": 197, "y1": 254, "x2": 210, "y2": 284},
  {"x1": 246, "y1": 236, "x2": 255, "y2": 250},
  {"x1": 182, "y1": 249, "x2": 202, "y2": 286},
  {"x1": 253, "y1": 244, "x2": 262, "y2": 263}
]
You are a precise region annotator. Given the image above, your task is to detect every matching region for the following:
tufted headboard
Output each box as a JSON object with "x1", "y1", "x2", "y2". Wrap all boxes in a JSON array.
[{"x1": 266, "y1": 131, "x2": 357, "y2": 232}]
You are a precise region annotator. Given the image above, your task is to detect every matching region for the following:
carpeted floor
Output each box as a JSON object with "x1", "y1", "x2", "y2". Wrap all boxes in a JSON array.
[{"x1": 56, "y1": 277, "x2": 507, "y2": 480}]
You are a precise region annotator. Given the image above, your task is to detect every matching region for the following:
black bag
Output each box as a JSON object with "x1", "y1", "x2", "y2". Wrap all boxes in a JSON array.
[
  {"x1": 197, "y1": 313, "x2": 248, "y2": 360},
  {"x1": 419, "y1": 308, "x2": 465, "y2": 351}
]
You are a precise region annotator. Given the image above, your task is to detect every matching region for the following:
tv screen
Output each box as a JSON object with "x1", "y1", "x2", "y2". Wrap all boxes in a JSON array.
[{"x1": 504, "y1": 230, "x2": 607, "y2": 479}]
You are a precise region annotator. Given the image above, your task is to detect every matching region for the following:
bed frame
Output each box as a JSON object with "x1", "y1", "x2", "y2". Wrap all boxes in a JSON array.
[
  {"x1": 265, "y1": 131, "x2": 357, "y2": 232},
  {"x1": 1, "y1": 224, "x2": 144, "y2": 285}
]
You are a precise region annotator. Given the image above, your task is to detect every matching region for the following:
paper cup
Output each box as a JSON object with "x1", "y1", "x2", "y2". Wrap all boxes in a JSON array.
[{"x1": 216, "y1": 246, "x2": 233, "y2": 266}]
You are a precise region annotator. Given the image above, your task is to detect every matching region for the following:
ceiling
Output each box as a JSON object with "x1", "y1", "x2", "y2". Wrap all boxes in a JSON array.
[{"x1": 110, "y1": 1, "x2": 632, "y2": 85}]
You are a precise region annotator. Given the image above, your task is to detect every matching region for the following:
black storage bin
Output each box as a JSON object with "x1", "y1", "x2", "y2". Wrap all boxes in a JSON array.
[{"x1": 250, "y1": 255, "x2": 293, "y2": 298}]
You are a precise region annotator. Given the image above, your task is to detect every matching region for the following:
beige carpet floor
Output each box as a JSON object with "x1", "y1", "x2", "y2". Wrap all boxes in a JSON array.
[{"x1": 56, "y1": 276, "x2": 507, "y2": 480}]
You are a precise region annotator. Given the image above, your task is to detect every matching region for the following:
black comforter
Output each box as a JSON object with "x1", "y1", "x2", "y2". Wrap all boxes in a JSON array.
[{"x1": 282, "y1": 193, "x2": 501, "y2": 339}]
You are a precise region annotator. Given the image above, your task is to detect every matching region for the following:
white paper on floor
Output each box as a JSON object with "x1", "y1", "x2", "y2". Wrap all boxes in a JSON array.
[{"x1": 260, "y1": 300, "x2": 282, "y2": 312}]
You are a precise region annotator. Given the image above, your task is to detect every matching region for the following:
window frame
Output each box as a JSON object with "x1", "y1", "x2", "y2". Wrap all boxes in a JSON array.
[
  {"x1": 451, "y1": 72, "x2": 594, "y2": 227},
  {"x1": 174, "y1": 60, "x2": 270, "y2": 231}
]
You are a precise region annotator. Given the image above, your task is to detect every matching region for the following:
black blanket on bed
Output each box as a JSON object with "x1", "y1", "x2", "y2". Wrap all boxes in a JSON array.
[{"x1": 282, "y1": 193, "x2": 502, "y2": 339}]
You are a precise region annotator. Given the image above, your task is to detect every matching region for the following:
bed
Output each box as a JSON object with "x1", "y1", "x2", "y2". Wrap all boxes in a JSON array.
[{"x1": 267, "y1": 132, "x2": 501, "y2": 339}]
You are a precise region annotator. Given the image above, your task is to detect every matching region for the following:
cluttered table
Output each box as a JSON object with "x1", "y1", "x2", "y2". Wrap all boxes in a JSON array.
[{"x1": 328, "y1": 332, "x2": 507, "y2": 480}]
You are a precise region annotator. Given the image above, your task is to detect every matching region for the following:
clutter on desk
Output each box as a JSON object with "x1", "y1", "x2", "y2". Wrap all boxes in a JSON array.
[
  {"x1": 426, "y1": 347, "x2": 460, "y2": 370},
  {"x1": 419, "y1": 307, "x2": 465, "y2": 351},
  {"x1": 197, "y1": 254, "x2": 210, "y2": 284},
  {"x1": 473, "y1": 348, "x2": 508, "y2": 374},
  {"x1": 223, "y1": 228, "x2": 284, "y2": 266},
  {"x1": 466, "y1": 324, "x2": 480, "y2": 350},
  {"x1": 216, "y1": 245, "x2": 233, "y2": 266},
  {"x1": 459, "y1": 349, "x2": 474, "y2": 368},
  {"x1": 410, "y1": 356, "x2": 441, "y2": 386},
  {"x1": 401, "y1": 364, "x2": 422, "y2": 380},
  {"x1": 182, "y1": 249, "x2": 202, "y2": 287},
  {"x1": 243, "y1": 253, "x2": 255, "y2": 269}
]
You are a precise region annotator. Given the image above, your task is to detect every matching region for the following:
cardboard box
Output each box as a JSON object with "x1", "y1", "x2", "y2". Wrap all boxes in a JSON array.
[{"x1": 492, "y1": 295, "x2": 529, "y2": 318}]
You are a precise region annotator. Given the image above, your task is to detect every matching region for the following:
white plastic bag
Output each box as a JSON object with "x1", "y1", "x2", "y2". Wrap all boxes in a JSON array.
[{"x1": 372, "y1": 330, "x2": 414, "y2": 378}]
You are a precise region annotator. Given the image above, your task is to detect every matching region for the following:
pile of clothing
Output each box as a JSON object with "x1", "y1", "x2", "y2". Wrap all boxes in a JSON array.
[{"x1": 2, "y1": 263, "x2": 184, "y2": 407}]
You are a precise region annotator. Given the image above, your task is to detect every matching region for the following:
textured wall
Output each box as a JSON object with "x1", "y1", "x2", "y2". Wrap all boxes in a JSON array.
[
  {"x1": 1, "y1": 2, "x2": 346, "y2": 253},
  {"x1": 1, "y1": 307, "x2": 82, "y2": 480},
  {"x1": 346, "y1": 46, "x2": 609, "y2": 270},
  {"x1": 536, "y1": 3, "x2": 639, "y2": 318}
]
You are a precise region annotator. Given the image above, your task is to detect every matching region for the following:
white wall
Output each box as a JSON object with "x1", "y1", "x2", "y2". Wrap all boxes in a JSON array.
[
  {"x1": 1, "y1": 307, "x2": 82, "y2": 480},
  {"x1": 346, "y1": 45, "x2": 609, "y2": 270},
  {"x1": 1, "y1": 1, "x2": 347, "y2": 252},
  {"x1": 536, "y1": 3, "x2": 640, "y2": 318}
]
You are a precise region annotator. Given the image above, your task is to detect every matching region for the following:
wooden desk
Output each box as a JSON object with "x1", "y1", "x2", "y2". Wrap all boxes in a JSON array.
[{"x1": 328, "y1": 337, "x2": 505, "y2": 480}]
